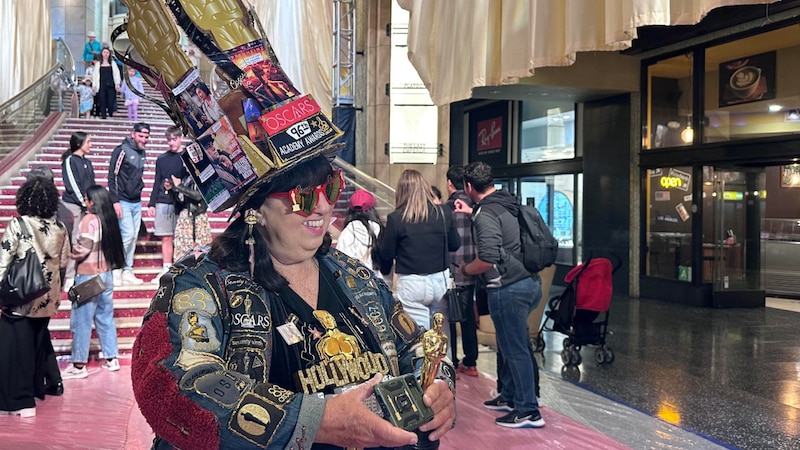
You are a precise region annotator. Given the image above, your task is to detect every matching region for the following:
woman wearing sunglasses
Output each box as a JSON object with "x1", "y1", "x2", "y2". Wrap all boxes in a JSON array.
[{"x1": 132, "y1": 155, "x2": 456, "y2": 449}]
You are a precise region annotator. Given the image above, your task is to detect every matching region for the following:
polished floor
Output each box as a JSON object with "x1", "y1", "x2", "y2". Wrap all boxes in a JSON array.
[
  {"x1": 470, "y1": 294, "x2": 800, "y2": 450},
  {"x1": 3, "y1": 295, "x2": 800, "y2": 449}
]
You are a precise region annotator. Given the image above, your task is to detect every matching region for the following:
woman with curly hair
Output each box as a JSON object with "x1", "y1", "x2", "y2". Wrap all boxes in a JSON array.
[
  {"x1": 0, "y1": 177, "x2": 70, "y2": 417},
  {"x1": 62, "y1": 185, "x2": 125, "y2": 380}
]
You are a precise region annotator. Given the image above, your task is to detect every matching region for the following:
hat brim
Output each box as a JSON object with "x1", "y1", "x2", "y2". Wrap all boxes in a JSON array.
[{"x1": 227, "y1": 141, "x2": 344, "y2": 220}]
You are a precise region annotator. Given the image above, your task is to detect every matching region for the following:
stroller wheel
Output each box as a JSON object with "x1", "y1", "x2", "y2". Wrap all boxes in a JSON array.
[
  {"x1": 594, "y1": 347, "x2": 606, "y2": 364},
  {"x1": 563, "y1": 337, "x2": 571, "y2": 349},
  {"x1": 570, "y1": 349, "x2": 582, "y2": 366},
  {"x1": 604, "y1": 346, "x2": 615, "y2": 363},
  {"x1": 561, "y1": 365, "x2": 580, "y2": 381},
  {"x1": 561, "y1": 348, "x2": 571, "y2": 365},
  {"x1": 532, "y1": 335, "x2": 545, "y2": 353}
]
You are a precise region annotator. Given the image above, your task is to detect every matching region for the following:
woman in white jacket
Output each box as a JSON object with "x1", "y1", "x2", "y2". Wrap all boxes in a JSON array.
[
  {"x1": 335, "y1": 190, "x2": 386, "y2": 281},
  {"x1": 91, "y1": 47, "x2": 121, "y2": 119}
]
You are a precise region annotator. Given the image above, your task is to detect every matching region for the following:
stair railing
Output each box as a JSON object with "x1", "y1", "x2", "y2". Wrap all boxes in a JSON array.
[
  {"x1": 0, "y1": 38, "x2": 75, "y2": 162},
  {"x1": 332, "y1": 157, "x2": 395, "y2": 222}
]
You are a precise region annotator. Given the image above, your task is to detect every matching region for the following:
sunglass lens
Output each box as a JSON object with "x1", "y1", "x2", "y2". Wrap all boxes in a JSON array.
[
  {"x1": 325, "y1": 173, "x2": 344, "y2": 204},
  {"x1": 297, "y1": 189, "x2": 317, "y2": 215}
]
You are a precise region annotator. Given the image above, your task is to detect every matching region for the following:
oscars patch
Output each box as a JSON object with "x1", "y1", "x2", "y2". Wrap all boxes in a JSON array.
[{"x1": 229, "y1": 393, "x2": 285, "y2": 448}]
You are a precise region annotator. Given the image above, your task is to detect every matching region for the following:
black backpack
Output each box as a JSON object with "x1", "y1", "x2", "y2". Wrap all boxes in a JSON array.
[{"x1": 517, "y1": 205, "x2": 558, "y2": 273}]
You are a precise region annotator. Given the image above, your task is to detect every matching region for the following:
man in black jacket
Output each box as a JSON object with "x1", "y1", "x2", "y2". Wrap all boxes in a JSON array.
[
  {"x1": 456, "y1": 161, "x2": 544, "y2": 429},
  {"x1": 108, "y1": 122, "x2": 150, "y2": 286}
]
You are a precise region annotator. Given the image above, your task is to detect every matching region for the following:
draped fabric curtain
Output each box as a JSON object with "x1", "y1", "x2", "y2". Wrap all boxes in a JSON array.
[
  {"x1": 252, "y1": 0, "x2": 333, "y2": 115},
  {"x1": 0, "y1": 0, "x2": 52, "y2": 104},
  {"x1": 397, "y1": 0, "x2": 778, "y2": 106}
]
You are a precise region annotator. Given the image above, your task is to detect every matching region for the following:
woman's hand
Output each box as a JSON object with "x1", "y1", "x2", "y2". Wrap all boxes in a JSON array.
[
  {"x1": 315, "y1": 374, "x2": 417, "y2": 448},
  {"x1": 417, "y1": 379, "x2": 456, "y2": 441}
]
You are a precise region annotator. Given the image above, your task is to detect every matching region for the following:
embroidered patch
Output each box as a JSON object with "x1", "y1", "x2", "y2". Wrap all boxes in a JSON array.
[
  {"x1": 179, "y1": 311, "x2": 221, "y2": 352},
  {"x1": 194, "y1": 370, "x2": 254, "y2": 407},
  {"x1": 229, "y1": 392, "x2": 285, "y2": 448},
  {"x1": 391, "y1": 302, "x2": 423, "y2": 343},
  {"x1": 179, "y1": 363, "x2": 220, "y2": 392},
  {"x1": 227, "y1": 349, "x2": 267, "y2": 382},
  {"x1": 172, "y1": 287, "x2": 218, "y2": 315},
  {"x1": 176, "y1": 349, "x2": 226, "y2": 370}
]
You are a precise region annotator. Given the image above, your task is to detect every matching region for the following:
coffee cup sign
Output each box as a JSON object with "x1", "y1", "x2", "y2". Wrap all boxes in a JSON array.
[{"x1": 730, "y1": 66, "x2": 761, "y2": 99}]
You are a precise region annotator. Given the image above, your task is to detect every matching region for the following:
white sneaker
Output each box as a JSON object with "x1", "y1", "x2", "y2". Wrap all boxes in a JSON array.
[
  {"x1": 102, "y1": 358, "x2": 120, "y2": 372},
  {"x1": 63, "y1": 277, "x2": 74, "y2": 293},
  {"x1": 151, "y1": 266, "x2": 170, "y2": 284},
  {"x1": 112, "y1": 269, "x2": 122, "y2": 287},
  {"x1": 61, "y1": 365, "x2": 88, "y2": 379},
  {"x1": 6, "y1": 408, "x2": 36, "y2": 418},
  {"x1": 122, "y1": 270, "x2": 144, "y2": 285}
]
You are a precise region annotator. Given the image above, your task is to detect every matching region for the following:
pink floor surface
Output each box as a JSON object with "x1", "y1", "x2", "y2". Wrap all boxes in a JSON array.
[{"x1": 0, "y1": 361, "x2": 628, "y2": 449}]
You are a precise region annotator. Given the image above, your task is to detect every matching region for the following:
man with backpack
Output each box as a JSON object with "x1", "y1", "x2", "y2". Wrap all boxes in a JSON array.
[{"x1": 455, "y1": 161, "x2": 545, "y2": 429}]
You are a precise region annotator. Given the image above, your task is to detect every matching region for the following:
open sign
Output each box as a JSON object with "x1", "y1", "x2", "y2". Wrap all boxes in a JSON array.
[{"x1": 660, "y1": 176, "x2": 683, "y2": 188}]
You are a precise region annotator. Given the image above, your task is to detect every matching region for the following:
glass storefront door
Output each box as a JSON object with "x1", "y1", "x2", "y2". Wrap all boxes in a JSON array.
[{"x1": 704, "y1": 167, "x2": 765, "y2": 295}]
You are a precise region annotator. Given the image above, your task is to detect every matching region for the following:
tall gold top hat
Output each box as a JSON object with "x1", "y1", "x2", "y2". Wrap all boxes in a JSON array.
[{"x1": 117, "y1": 0, "x2": 342, "y2": 214}]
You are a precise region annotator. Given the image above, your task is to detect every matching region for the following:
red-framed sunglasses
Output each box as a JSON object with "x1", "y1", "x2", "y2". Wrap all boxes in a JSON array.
[{"x1": 267, "y1": 169, "x2": 345, "y2": 216}]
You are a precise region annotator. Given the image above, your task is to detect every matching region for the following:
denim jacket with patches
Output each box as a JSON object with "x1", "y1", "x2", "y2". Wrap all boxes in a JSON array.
[{"x1": 132, "y1": 249, "x2": 451, "y2": 450}]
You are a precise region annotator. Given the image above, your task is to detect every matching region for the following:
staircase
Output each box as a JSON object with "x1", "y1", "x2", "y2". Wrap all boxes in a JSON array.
[
  {"x1": 1, "y1": 89, "x2": 234, "y2": 355},
  {"x1": 0, "y1": 85, "x2": 388, "y2": 356}
]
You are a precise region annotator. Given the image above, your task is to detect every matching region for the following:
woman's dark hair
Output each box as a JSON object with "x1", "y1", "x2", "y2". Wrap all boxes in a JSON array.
[
  {"x1": 85, "y1": 185, "x2": 126, "y2": 270},
  {"x1": 209, "y1": 156, "x2": 334, "y2": 291},
  {"x1": 16, "y1": 177, "x2": 59, "y2": 218},
  {"x1": 196, "y1": 84, "x2": 211, "y2": 96},
  {"x1": 342, "y1": 208, "x2": 384, "y2": 269},
  {"x1": 62, "y1": 131, "x2": 88, "y2": 161}
]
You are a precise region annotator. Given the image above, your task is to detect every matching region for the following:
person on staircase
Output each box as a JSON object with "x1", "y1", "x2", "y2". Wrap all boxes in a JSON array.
[
  {"x1": 90, "y1": 47, "x2": 120, "y2": 120},
  {"x1": 108, "y1": 122, "x2": 149, "y2": 286},
  {"x1": 172, "y1": 173, "x2": 212, "y2": 261},
  {"x1": 147, "y1": 126, "x2": 187, "y2": 284},
  {"x1": 0, "y1": 177, "x2": 70, "y2": 417},
  {"x1": 61, "y1": 185, "x2": 126, "y2": 380},
  {"x1": 61, "y1": 131, "x2": 96, "y2": 293}
]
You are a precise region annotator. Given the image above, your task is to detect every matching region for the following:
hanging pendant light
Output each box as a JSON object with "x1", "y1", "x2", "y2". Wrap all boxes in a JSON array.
[{"x1": 681, "y1": 124, "x2": 694, "y2": 143}]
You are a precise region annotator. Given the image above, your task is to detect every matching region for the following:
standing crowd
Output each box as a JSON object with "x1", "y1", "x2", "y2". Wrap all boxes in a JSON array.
[
  {"x1": 335, "y1": 161, "x2": 547, "y2": 430},
  {"x1": 0, "y1": 114, "x2": 543, "y2": 437},
  {"x1": 0, "y1": 121, "x2": 211, "y2": 417}
]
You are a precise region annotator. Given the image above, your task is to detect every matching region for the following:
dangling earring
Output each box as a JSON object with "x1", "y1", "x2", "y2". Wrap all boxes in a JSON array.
[{"x1": 244, "y1": 209, "x2": 258, "y2": 278}]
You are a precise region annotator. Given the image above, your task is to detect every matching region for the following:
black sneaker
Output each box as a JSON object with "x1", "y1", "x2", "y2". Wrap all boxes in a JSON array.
[
  {"x1": 483, "y1": 395, "x2": 513, "y2": 412},
  {"x1": 45, "y1": 382, "x2": 64, "y2": 396},
  {"x1": 495, "y1": 410, "x2": 545, "y2": 428}
]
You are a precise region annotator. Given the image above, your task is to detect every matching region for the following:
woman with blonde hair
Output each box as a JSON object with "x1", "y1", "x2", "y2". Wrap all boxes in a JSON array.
[{"x1": 378, "y1": 170, "x2": 460, "y2": 338}]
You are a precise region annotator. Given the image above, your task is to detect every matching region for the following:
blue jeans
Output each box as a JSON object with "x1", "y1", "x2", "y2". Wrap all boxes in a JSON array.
[
  {"x1": 488, "y1": 276, "x2": 541, "y2": 413},
  {"x1": 70, "y1": 272, "x2": 118, "y2": 363},
  {"x1": 395, "y1": 270, "x2": 452, "y2": 345},
  {"x1": 118, "y1": 200, "x2": 142, "y2": 271}
]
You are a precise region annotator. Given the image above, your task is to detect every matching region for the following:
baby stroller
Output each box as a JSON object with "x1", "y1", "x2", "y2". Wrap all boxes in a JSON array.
[{"x1": 534, "y1": 257, "x2": 618, "y2": 366}]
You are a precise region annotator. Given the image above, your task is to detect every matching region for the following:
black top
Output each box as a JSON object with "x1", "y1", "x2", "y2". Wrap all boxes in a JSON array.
[
  {"x1": 61, "y1": 154, "x2": 96, "y2": 208},
  {"x1": 377, "y1": 204, "x2": 460, "y2": 275},
  {"x1": 149, "y1": 151, "x2": 187, "y2": 206},
  {"x1": 99, "y1": 65, "x2": 114, "y2": 88}
]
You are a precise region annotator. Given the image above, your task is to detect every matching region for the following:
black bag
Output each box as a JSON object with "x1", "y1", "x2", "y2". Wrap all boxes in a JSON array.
[
  {"x1": 447, "y1": 285, "x2": 469, "y2": 324},
  {"x1": 517, "y1": 205, "x2": 558, "y2": 273},
  {"x1": 0, "y1": 218, "x2": 49, "y2": 308},
  {"x1": 68, "y1": 276, "x2": 106, "y2": 305}
]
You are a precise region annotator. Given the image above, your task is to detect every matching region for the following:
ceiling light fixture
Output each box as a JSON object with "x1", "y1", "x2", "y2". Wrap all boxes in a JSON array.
[
  {"x1": 768, "y1": 104, "x2": 783, "y2": 112},
  {"x1": 681, "y1": 114, "x2": 694, "y2": 143}
]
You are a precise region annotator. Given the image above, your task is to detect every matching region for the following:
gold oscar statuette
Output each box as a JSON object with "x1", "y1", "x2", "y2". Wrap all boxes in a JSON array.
[{"x1": 419, "y1": 313, "x2": 448, "y2": 390}]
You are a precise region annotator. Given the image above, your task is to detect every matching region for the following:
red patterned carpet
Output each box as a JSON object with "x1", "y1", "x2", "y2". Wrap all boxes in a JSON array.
[{"x1": 0, "y1": 360, "x2": 628, "y2": 449}]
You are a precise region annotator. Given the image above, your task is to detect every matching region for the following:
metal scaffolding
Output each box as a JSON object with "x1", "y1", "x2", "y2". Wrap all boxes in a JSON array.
[{"x1": 332, "y1": 0, "x2": 356, "y2": 107}]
